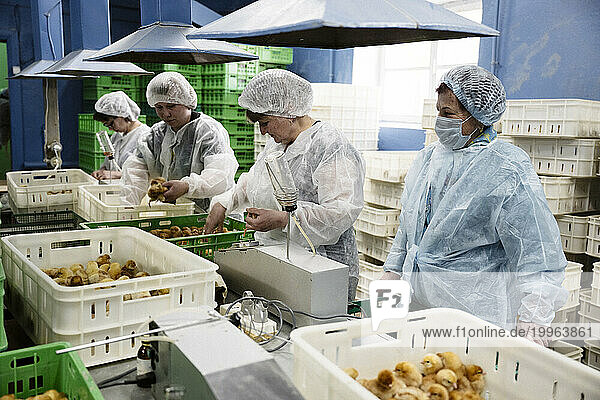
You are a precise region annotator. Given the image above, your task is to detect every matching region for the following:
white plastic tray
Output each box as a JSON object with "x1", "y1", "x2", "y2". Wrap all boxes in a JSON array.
[
  {"x1": 585, "y1": 339, "x2": 600, "y2": 371},
  {"x1": 1, "y1": 227, "x2": 218, "y2": 366},
  {"x1": 76, "y1": 184, "x2": 195, "y2": 222},
  {"x1": 580, "y1": 289, "x2": 600, "y2": 321},
  {"x1": 363, "y1": 179, "x2": 403, "y2": 210},
  {"x1": 502, "y1": 99, "x2": 600, "y2": 137},
  {"x1": 290, "y1": 308, "x2": 600, "y2": 400},
  {"x1": 355, "y1": 204, "x2": 401, "y2": 237},
  {"x1": 540, "y1": 177, "x2": 596, "y2": 215},
  {"x1": 355, "y1": 230, "x2": 394, "y2": 262},
  {"x1": 7, "y1": 169, "x2": 96, "y2": 213},
  {"x1": 362, "y1": 151, "x2": 418, "y2": 183},
  {"x1": 556, "y1": 214, "x2": 590, "y2": 253}
]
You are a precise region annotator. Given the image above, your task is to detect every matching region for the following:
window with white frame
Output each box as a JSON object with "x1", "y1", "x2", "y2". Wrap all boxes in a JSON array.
[{"x1": 352, "y1": 1, "x2": 483, "y2": 129}]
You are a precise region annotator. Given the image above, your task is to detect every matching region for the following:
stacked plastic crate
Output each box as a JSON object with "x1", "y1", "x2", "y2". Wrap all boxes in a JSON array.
[
  {"x1": 77, "y1": 113, "x2": 147, "y2": 173},
  {"x1": 499, "y1": 99, "x2": 600, "y2": 325},
  {"x1": 580, "y1": 263, "x2": 600, "y2": 370},
  {"x1": 310, "y1": 84, "x2": 381, "y2": 152},
  {"x1": 200, "y1": 45, "x2": 293, "y2": 179},
  {"x1": 81, "y1": 75, "x2": 145, "y2": 114},
  {"x1": 354, "y1": 151, "x2": 418, "y2": 300}
]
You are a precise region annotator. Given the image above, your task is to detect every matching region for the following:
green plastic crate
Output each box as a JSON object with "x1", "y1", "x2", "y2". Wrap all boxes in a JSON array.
[
  {"x1": 203, "y1": 105, "x2": 246, "y2": 121},
  {"x1": 137, "y1": 63, "x2": 202, "y2": 75},
  {"x1": 229, "y1": 134, "x2": 254, "y2": 149},
  {"x1": 201, "y1": 89, "x2": 243, "y2": 105},
  {"x1": 202, "y1": 74, "x2": 248, "y2": 91},
  {"x1": 219, "y1": 120, "x2": 254, "y2": 135},
  {"x1": 0, "y1": 260, "x2": 5, "y2": 352},
  {"x1": 83, "y1": 85, "x2": 143, "y2": 103},
  {"x1": 245, "y1": 61, "x2": 288, "y2": 77},
  {"x1": 202, "y1": 63, "x2": 245, "y2": 76},
  {"x1": 88, "y1": 75, "x2": 142, "y2": 89},
  {"x1": 0, "y1": 342, "x2": 104, "y2": 399},
  {"x1": 234, "y1": 149, "x2": 255, "y2": 164},
  {"x1": 78, "y1": 114, "x2": 147, "y2": 134},
  {"x1": 81, "y1": 214, "x2": 254, "y2": 261},
  {"x1": 256, "y1": 46, "x2": 293, "y2": 64},
  {"x1": 79, "y1": 150, "x2": 106, "y2": 173}
]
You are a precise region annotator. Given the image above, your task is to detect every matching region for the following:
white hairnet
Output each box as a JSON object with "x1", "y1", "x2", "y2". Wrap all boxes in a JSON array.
[
  {"x1": 238, "y1": 69, "x2": 313, "y2": 118},
  {"x1": 439, "y1": 65, "x2": 506, "y2": 126},
  {"x1": 95, "y1": 90, "x2": 141, "y2": 120},
  {"x1": 146, "y1": 71, "x2": 197, "y2": 109}
]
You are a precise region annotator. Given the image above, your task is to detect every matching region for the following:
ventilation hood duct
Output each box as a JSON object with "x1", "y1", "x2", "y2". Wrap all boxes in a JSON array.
[
  {"x1": 188, "y1": 0, "x2": 499, "y2": 49},
  {"x1": 42, "y1": 49, "x2": 152, "y2": 76},
  {"x1": 85, "y1": 21, "x2": 257, "y2": 64}
]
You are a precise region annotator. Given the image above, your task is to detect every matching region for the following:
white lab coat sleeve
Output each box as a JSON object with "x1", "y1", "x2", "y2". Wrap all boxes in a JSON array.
[
  {"x1": 209, "y1": 166, "x2": 253, "y2": 214},
  {"x1": 120, "y1": 153, "x2": 150, "y2": 205},
  {"x1": 181, "y1": 152, "x2": 238, "y2": 199},
  {"x1": 290, "y1": 148, "x2": 364, "y2": 247},
  {"x1": 497, "y1": 173, "x2": 568, "y2": 326}
]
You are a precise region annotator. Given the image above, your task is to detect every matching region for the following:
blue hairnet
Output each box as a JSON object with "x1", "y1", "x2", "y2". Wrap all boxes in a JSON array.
[{"x1": 440, "y1": 65, "x2": 506, "y2": 126}]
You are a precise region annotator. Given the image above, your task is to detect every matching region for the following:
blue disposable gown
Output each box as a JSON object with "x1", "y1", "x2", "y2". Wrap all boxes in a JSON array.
[{"x1": 384, "y1": 135, "x2": 568, "y2": 328}]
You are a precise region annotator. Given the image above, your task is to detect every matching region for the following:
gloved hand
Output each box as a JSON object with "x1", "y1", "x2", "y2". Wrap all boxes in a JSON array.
[
  {"x1": 162, "y1": 180, "x2": 189, "y2": 203},
  {"x1": 204, "y1": 203, "x2": 226, "y2": 234},
  {"x1": 245, "y1": 208, "x2": 287, "y2": 232},
  {"x1": 517, "y1": 321, "x2": 550, "y2": 347}
]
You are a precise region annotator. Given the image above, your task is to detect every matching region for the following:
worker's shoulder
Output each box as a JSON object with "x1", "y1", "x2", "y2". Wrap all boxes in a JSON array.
[
  {"x1": 486, "y1": 138, "x2": 534, "y2": 170},
  {"x1": 311, "y1": 121, "x2": 360, "y2": 155}
]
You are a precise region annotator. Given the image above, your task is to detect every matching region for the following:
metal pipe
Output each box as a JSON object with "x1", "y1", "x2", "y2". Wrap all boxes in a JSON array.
[{"x1": 287, "y1": 211, "x2": 291, "y2": 260}]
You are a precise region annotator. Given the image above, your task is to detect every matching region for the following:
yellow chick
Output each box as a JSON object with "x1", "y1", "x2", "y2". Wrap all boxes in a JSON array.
[
  {"x1": 394, "y1": 361, "x2": 423, "y2": 387},
  {"x1": 437, "y1": 352, "x2": 466, "y2": 379},
  {"x1": 449, "y1": 390, "x2": 483, "y2": 400},
  {"x1": 422, "y1": 353, "x2": 444, "y2": 375},
  {"x1": 344, "y1": 367, "x2": 359, "y2": 380},
  {"x1": 0, "y1": 394, "x2": 15, "y2": 400},
  {"x1": 361, "y1": 369, "x2": 396, "y2": 400},
  {"x1": 427, "y1": 383, "x2": 450, "y2": 400},
  {"x1": 465, "y1": 365, "x2": 485, "y2": 394},
  {"x1": 420, "y1": 373, "x2": 437, "y2": 392},
  {"x1": 436, "y1": 369, "x2": 458, "y2": 391},
  {"x1": 456, "y1": 375, "x2": 473, "y2": 392},
  {"x1": 393, "y1": 387, "x2": 429, "y2": 400}
]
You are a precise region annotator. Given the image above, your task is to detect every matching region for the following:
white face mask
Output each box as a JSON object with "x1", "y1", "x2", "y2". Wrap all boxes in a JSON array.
[{"x1": 435, "y1": 115, "x2": 474, "y2": 150}]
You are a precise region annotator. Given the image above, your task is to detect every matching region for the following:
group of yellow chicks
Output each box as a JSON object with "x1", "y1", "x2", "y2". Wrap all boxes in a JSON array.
[
  {"x1": 42, "y1": 254, "x2": 149, "y2": 287},
  {"x1": 346, "y1": 352, "x2": 486, "y2": 400},
  {"x1": 0, "y1": 389, "x2": 67, "y2": 400},
  {"x1": 149, "y1": 225, "x2": 229, "y2": 239}
]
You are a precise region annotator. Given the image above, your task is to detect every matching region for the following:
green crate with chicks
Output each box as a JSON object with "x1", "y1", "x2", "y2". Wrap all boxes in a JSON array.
[
  {"x1": 81, "y1": 214, "x2": 254, "y2": 261},
  {"x1": 0, "y1": 342, "x2": 104, "y2": 400}
]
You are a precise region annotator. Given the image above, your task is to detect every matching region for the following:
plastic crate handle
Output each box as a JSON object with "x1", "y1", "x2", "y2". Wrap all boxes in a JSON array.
[{"x1": 138, "y1": 211, "x2": 169, "y2": 218}]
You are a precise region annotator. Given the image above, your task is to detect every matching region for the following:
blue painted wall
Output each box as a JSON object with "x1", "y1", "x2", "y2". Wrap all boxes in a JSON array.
[
  {"x1": 479, "y1": 0, "x2": 600, "y2": 100},
  {"x1": 288, "y1": 48, "x2": 353, "y2": 84}
]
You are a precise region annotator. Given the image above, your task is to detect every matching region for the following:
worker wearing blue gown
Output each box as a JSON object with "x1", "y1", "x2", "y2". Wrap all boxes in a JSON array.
[{"x1": 381, "y1": 65, "x2": 567, "y2": 346}]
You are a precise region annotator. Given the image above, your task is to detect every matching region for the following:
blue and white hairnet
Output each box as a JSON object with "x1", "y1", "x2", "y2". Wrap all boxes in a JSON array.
[
  {"x1": 439, "y1": 65, "x2": 506, "y2": 126},
  {"x1": 238, "y1": 69, "x2": 313, "y2": 118},
  {"x1": 95, "y1": 91, "x2": 141, "y2": 120}
]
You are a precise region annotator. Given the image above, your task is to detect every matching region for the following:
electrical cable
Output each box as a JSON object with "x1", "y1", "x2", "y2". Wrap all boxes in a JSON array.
[
  {"x1": 292, "y1": 213, "x2": 316, "y2": 254},
  {"x1": 96, "y1": 367, "x2": 136, "y2": 387},
  {"x1": 291, "y1": 309, "x2": 361, "y2": 320},
  {"x1": 98, "y1": 379, "x2": 137, "y2": 389}
]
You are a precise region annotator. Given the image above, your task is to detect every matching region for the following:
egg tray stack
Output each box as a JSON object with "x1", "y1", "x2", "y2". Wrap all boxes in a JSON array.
[
  {"x1": 77, "y1": 114, "x2": 147, "y2": 174},
  {"x1": 198, "y1": 45, "x2": 293, "y2": 180}
]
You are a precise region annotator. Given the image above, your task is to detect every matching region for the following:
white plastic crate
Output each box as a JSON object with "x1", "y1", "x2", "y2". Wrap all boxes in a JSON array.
[
  {"x1": 540, "y1": 177, "x2": 593, "y2": 215},
  {"x1": 362, "y1": 151, "x2": 418, "y2": 183},
  {"x1": 0, "y1": 227, "x2": 218, "y2": 366},
  {"x1": 553, "y1": 302, "x2": 579, "y2": 324},
  {"x1": 421, "y1": 99, "x2": 436, "y2": 130},
  {"x1": 358, "y1": 254, "x2": 384, "y2": 289},
  {"x1": 355, "y1": 284, "x2": 369, "y2": 301},
  {"x1": 355, "y1": 230, "x2": 394, "y2": 263},
  {"x1": 502, "y1": 99, "x2": 600, "y2": 137},
  {"x1": 76, "y1": 185, "x2": 195, "y2": 222},
  {"x1": 580, "y1": 289, "x2": 600, "y2": 321},
  {"x1": 593, "y1": 263, "x2": 600, "y2": 288},
  {"x1": 585, "y1": 339, "x2": 600, "y2": 371},
  {"x1": 556, "y1": 215, "x2": 589, "y2": 253},
  {"x1": 355, "y1": 204, "x2": 401, "y2": 237},
  {"x1": 587, "y1": 219, "x2": 600, "y2": 258},
  {"x1": 563, "y1": 261, "x2": 583, "y2": 291},
  {"x1": 551, "y1": 340, "x2": 583, "y2": 363},
  {"x1": 424, "y1": 129, "x2": 438, "y2": 146},
  {"x1": 343, "y1": 129, "x2": 379, "y2": 151},
  {"x1": 363, "y1": 179, "x2": 403, "y2": 210},
  {"x1": 290, "y1": 308, "x2": 600, "y2": 400},
  {"x1": 7, "y1": 169, "x2": 96, "y2": 213}
]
